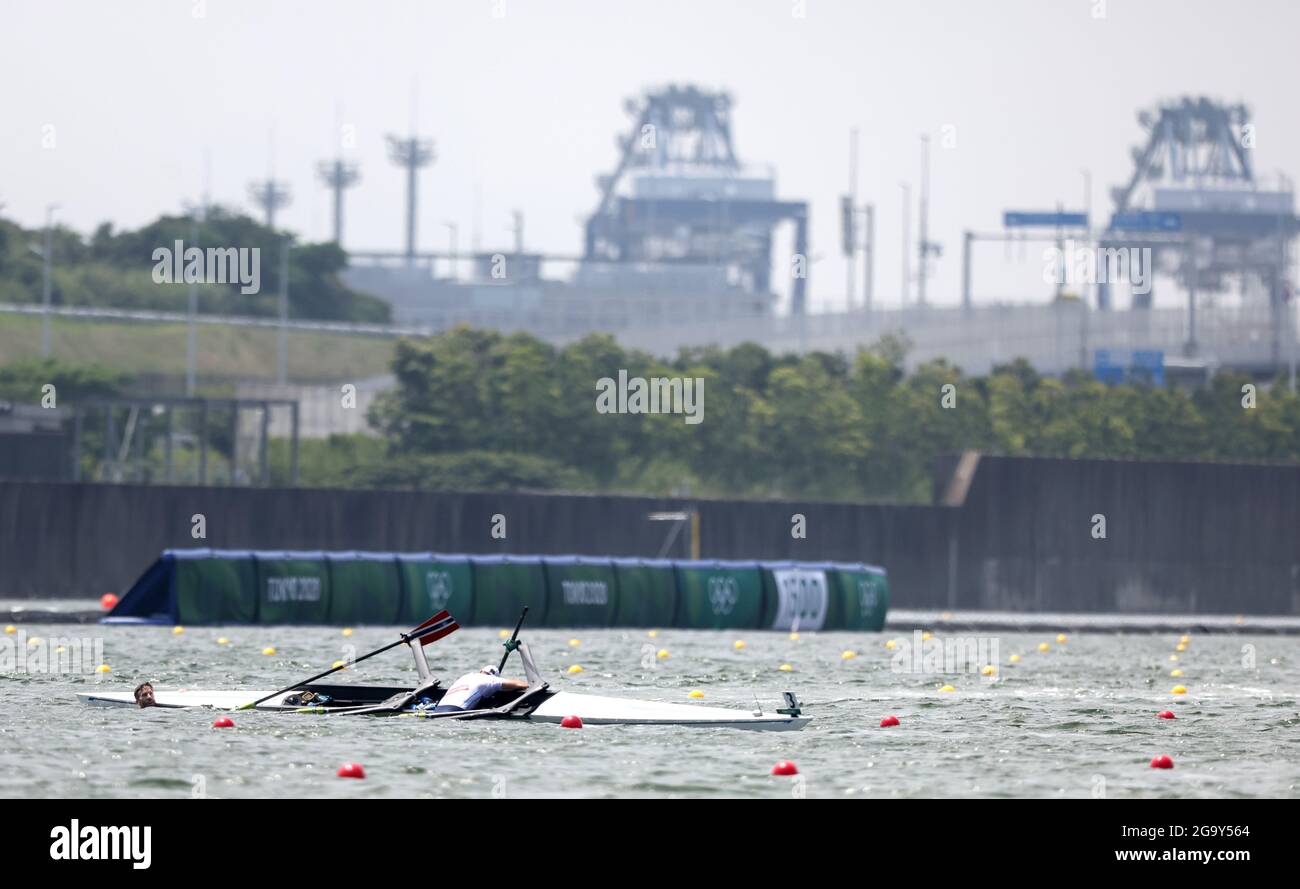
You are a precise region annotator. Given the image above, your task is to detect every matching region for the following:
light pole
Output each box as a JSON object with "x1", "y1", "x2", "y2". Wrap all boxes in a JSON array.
[
  {"x1": 187, "y1": 212, "x2": 198, "y2": 395},
  {"x1": 917, "y1": 135, "x2": 930, "y2": 306},
  {"x1": 847, "y1": 128, "x2": 858, "y2": 311},
  {"x1": 862, "y1": 203, "x2": 875, "y2": 312},
  {"x1": 278, "y1": 237, "x2": 291, "y2": 385},
  {"x1": 41, "y1": 204, "x2": 59, "y2": 358},
  {"x1": 443, "y1": 221, "x2": 459, "y2": 280},
  {"x1": 898, "y1": 182, "x2": 911, "y2": 306}
]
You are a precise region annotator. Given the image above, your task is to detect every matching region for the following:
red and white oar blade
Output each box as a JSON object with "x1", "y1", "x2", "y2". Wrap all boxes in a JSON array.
[
  {"x1": 408, "y1": 611, "x2": 459, "y2": 646},
  {"x1": 409, "y1": 611, "x2": 451, "y2": 634}
]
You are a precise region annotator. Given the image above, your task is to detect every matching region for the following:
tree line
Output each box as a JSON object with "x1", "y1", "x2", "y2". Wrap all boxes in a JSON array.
[
  {"x1": 0, "y1": 208, "x2": 388, "y2": 323},
  {"x1": 279, "y1": 325, "x2": 1300, "y2": 502}
]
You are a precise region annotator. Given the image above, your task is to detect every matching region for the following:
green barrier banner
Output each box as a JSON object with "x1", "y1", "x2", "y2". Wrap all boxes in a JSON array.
[
  {"x1": 542, "y1": 559, "x2": 618, "y2": 627},
  {"x1": 471, "y1": 557, "x2": 547, "y2": 627},
  {"x1": 611, "y1": 561, "x2": 677, "y2": 627},
  {"x1": 832, "y1": 568, "x2": 891, "y2": 631},
  {"x1": 765, "y1": 568, "x2": 829, "y2": 631},
  {"x1": 256, "y1": 554, "x2": 331, "y2": 624},
  {"x1": 111, "y1": 548, "x2": 887, "y2": 630},
  {"x1": 397, "y1": 556, "x2": 473, "y2": 625},
  {"x1": 327, "y1": 555, "x2": 404, "y2": 625},
  {"x1": 175, "y1": 556, "x2": 258, "y2": 624},
  {"x1": 674, "y1": 564, "x2": 763, "y2": 629}
]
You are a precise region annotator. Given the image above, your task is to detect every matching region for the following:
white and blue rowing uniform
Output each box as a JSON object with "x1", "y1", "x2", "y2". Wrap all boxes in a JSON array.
[{"x1": 434, "y1": 672, "x2": 504, "y2": 712}]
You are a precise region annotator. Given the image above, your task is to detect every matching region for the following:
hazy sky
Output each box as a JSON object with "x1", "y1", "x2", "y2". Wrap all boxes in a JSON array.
[{"x1": 4, "y1": 0, "x2": 1298, "y2": 312}]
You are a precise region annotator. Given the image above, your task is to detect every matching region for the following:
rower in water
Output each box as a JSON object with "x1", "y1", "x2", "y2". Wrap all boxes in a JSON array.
[
  {"x1": 133, "y1": 682, "x2": 156, "y2": 708},
  {"x1": 433, "y1": 665, "x2": 527, "y2": 713}
]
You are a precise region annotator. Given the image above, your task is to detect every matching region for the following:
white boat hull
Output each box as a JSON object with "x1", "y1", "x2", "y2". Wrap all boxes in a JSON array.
[
  {"x1": 528, "y1": 691, "x2": 809, "y2": 730},
  {"x1": 77, "y1": 688, "x2": 809, "y2": 730}
]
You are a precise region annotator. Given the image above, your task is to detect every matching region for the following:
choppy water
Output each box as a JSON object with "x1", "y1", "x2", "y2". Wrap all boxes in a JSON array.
[{"x1": 1, "y1": 623, "x2": 1296, "y2": 798}]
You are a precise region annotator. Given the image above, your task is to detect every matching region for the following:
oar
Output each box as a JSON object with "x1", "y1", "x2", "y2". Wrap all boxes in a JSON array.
[
  {"x1": 497, "y1": 607, "x2": 529, "y2": 673},
  {"x1": 233, "y1": 611, "x2": 460, "y2": 711}
]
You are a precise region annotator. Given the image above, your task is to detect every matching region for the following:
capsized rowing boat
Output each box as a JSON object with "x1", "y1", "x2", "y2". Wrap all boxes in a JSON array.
[{"x1": 77, "y1": 640, "x2": 810, "y2": 731}]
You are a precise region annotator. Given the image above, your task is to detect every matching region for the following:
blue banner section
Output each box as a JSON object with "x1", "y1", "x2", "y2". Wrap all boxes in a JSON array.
[
  {"x1": 1108, "y1": 211, "x2": 1182, "y2": 232},
  {"x1": 1095, "y1": 349, "x2": 1165, "y2": 386},
  {"x1": 1003, "y1": 211, "x2": 1089, "y2": 228}
]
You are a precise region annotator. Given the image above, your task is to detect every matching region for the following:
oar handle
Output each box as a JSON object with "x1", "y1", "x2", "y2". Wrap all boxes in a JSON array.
[
  {"x1": 497, "y1": 607, "x2": 529, "y2": 673},
  {"x1": 235, "y1": 638, "x2": 401, "y2": 710},
  {"x1": 234, "y1": 612, "x2": 455, "y2": 710}
]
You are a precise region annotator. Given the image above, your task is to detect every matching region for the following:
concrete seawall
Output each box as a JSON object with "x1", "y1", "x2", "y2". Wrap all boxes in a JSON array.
[{"x1": 2, "y1": 454, "x2": 1296, "y2": 614}]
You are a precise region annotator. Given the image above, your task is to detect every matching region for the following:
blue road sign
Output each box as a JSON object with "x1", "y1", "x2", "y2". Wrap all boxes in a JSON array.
[
  {"x1": 1094, "y1": 349, "x2": 1165, "y2": 387},
  {"x1": 1108, "y1": 211, "x2": 1182, "y2": 232},
  {"x1": 1003, "y1": 211, "x2": 1089, "y2": 228}
]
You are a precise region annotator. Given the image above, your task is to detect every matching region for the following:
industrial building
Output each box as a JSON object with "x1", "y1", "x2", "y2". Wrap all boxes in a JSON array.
[{"x1": 342, "y1": 85, "x2": 807, "y2": 335}]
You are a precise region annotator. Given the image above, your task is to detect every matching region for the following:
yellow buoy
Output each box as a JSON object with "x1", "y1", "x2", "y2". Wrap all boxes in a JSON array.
[
  {"x1": 172, "y1": 626, "x2": 185, "y2": 635},
  {"x1": 567, "y1": 664, "x2": 584, "y2": 674},
  {"x1": 1170, "y1": 669, "x2": 1184, "y2": 678},
  {"x1": 1179, "y1": 634, "x2": 1190, "y2": 644},
  {"x1": 841, "y1": 650, "x2": 857, "y2": 660},
  {"x1": 1055, "y1": 633, "x2": 1067, "y2": 644},
  {"x1": 647, "y1": 630, "x2": 658, "y2": 638},
  {"x1": 687, "y1": 690, "x2": 704, "y2": 699},
  {"x1": 28, "y1": 636, "x2": 43, "y2": 647},
  {"x1": 939, "y1": 684, "x2": 956, "y2": 693},
  {"x1": 779, "y1": 663, "x2": 794, "y2": 672},
  {"x1": 262, "y1": 646, "x2": 277, "y2": 656},
  {"x1": 1175, "y1": 642, "x2": 1187, "y2": 652},
  {"x1": 1169, "y1": 654, "x2": 1179, "y2": 661},
  {"x1": 656, "y1": 649, "x2": 670, "y2": 659},
  {"x1": 1172, "y1": 684, "x2": 1187, "y2": 695},
  {"x1": 332, "y1": 660, "x2": 346, "y2": 670},
  {"x1": 1009, "y1": 654, "x2": 1021, "y2": 663},
  {"x1": 921, "y1": 631, "x2": 933, "y2": 642},
  {"x1": 55, "y1": 646, "x2": 65, "y2": 654},
  {"x1": 789, "y1": 632, "x2": 800, "y2": 641},
  {"x1": 217, "y1": 637, "x2": 230, "y2": 646},
  {"x1": 884, "y1": 639, "x2": 897, "y2": 650},
  {"x1": 733, "y1": 640, "x2": 746, "y2": 650},
  {"x1": 568, "y1": 638, "x2": 581, "y2": 647},
  {"x1": 498, "y1": 629, "x2": 510, "y2": 639},
  {"x1": 980, "y1": 665, "x2": 996, "y2": 676},
  {"x1": 95, "y1": 664, "x2": 111, "y2": 673},
  {"x1": 342, "y1": 628, "x2": 354, "y2": 638},
  {"x1": 1038, "y1": 642, "x2": 1050, "y2": 652},
  {"x1": 4, "y1": 625, "x2": 16, "y2": 635}
]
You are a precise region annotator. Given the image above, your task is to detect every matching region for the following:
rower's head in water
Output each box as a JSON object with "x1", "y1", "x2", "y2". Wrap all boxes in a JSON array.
[
  {"x1": 133, "y1": 682, "x2": 156, "y2": 708},
  {"x1": 434, "y1": 666, "x2": 527, "y2": 712}
]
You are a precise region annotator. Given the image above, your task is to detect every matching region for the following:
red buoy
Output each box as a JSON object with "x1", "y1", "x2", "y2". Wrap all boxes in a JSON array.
[
  {"x1": 1149, "y1": 754, "x2": 1174, "y2": 770},
  {"x1": 560, "y1": 715, "x2": 583, "y2": 729},
  {"x1": 337, "y1": 762, "x2": 366, "y2": 779},
  {"x1": 1156, "y1": 710, "x2": 1176, "y2": 720},
  {"x1": 880, "y1": 715, "x2": 900, "y2": 727},
  {"x1": 212, "y1": 716, "x2": 234, "y2": 728},
  {"x1": 100, "y1": 592, "x2": 119, "y2": 611},
  {"x1": 771, "y1": 760, "x2": 798, "y2": 776}
]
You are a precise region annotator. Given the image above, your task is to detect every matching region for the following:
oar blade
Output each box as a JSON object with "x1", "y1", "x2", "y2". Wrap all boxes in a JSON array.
[{"x1": 408, "y1": 611, "x2": 460, "y2": 646}]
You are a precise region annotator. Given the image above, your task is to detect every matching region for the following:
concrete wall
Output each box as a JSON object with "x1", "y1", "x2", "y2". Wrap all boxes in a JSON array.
[
  {"x1": 951, "y1": 455, "x2": 1300, "y2": 615},
  {"x1": 0, "y1": 481, "x2": 956, "y2": 606},
  {"x1": 2, "y1": 453, "x2": 1297, "y2": 614}
]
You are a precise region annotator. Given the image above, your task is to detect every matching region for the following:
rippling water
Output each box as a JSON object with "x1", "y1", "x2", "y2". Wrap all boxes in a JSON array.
[{"x1": 1, "y1": 623, "x2": 1296, "y2": 798}]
